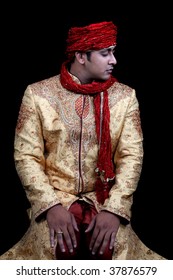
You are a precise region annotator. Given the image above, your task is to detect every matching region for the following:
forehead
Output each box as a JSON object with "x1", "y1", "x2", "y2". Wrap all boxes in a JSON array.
[
  {"x1": 86, "y1": 45, "x2": 116, "y2": 53},
  {"x1": 88, "y1": 45, "x2": 116, "y2": 53}
]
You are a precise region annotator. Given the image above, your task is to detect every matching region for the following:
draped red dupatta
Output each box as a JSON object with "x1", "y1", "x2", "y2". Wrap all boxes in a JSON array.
[{"x1": 60, "y1": 62, "x2": 117, "y2": 204}]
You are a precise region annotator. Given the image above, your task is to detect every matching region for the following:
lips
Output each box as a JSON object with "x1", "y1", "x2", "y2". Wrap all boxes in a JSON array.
[{"x1": 106, "y1": 69, "x2": 113, "y2": 74}]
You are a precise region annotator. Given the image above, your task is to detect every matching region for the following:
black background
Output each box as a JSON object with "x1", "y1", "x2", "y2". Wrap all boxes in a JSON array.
[{"x1": 1, "y1": 3, "x2": 172, "y2": 259}]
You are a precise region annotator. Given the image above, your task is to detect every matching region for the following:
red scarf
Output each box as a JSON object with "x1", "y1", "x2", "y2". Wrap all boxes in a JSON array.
[{"x1": 60, "y1": 62, "x2": 117, "y2": 204}]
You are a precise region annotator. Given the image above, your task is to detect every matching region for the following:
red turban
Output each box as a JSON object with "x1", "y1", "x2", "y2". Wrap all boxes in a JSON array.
[{"x1": 66, "y1": 21, "x2": 117, "y2": 60}]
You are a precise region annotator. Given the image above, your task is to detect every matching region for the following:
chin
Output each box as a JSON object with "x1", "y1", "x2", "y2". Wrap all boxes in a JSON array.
[
  {"x1": 105, "y1": 73, "x2": 111, "y2": 79},
  {"x1": 96, "y1": 74, "x2": 110, "y2": 82},
  {"x1": 103, "y1": 75, "x2": 110, "y2": 81}
]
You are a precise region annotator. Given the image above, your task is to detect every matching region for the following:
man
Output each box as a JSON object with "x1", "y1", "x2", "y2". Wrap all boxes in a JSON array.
[{"x1": 0, "y1": 21, "x2": 165, "y2": 259}]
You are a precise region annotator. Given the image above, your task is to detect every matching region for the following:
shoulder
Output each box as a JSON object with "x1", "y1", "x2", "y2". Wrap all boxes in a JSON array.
[
  {"x1": 26, "y1": 75, "x2": 60, "y2": 93},
  {"x1": 111, "y1": 81, "x2": 134, "y2": 94},
  {"x1": 109, "y1": 81, "x2": 136, "y2": 102}
]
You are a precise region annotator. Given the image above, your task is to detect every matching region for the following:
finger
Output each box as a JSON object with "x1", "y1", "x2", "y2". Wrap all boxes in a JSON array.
[
  {"x1": 85, "y1": 216, "x2": 95, "y2": 232},
  {"x1": 57, "y1": 231, "x2": 65, "y2": 252},
  {"x1": 71, "y1": 214, "x2": 79, "y2": 232},
  {"x1": 98, "y1": 232, "x2": 110, "y2": 254},
  {"x1": 62, "y1": 230, "x2": 74, "y2": 253},
  {"x1": 89, "y1": 228, "x2": 100, "y2": 251},
  {"x1": 91, "y1": 231, "x2": 105, "y2": 255},
  {"x1": 70, "y1": 215, "x2": 78, "y2": 248},
  {"x1": 109, "y1": 231, "x2": 116, "y2": 250},
  {"x1": 67, "y1": 222, "x2": 77, "y2": 249},
  {"x1": 50, "y1": 228, "x2": 55, "y2": 248}
]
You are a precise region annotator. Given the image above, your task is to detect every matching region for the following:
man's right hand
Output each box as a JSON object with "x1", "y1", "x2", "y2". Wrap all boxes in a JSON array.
[{"x1": 46, "y1": 204, "x2": 79, "y2": 253}]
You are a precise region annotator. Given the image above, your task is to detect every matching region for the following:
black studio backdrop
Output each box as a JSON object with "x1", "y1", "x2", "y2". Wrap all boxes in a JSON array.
[{"x1": 1, "y1": 4, "x2": 171, "y2": 259}]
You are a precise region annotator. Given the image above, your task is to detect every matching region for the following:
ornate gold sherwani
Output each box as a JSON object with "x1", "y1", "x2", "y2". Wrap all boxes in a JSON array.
[{"x1": 0, "y1": 75, "x2": 165, "y2": 259}]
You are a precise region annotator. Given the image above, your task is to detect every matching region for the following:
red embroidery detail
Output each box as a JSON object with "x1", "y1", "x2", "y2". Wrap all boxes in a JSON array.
[{"x1": 75, "y1": 96, "x2": 89, "y2": 118}]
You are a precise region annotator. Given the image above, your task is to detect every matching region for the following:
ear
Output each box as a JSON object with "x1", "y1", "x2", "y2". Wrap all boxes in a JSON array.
[{"x1": 75, "y1": 52, "x2": 85, "y2": 64}]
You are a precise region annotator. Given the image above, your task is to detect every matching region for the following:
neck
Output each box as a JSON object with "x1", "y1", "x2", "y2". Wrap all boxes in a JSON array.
[
  {"x1": 60, "y1": 61, "x2": 117, "y2": 95},
  {"x1": 69, "y1": 62, "x2": 94, "y2": 85}
]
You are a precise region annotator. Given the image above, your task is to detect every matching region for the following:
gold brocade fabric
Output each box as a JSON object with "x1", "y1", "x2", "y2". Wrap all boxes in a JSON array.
[{"x1": 0, "y1": 75, "x2": 165, "y2": 260}]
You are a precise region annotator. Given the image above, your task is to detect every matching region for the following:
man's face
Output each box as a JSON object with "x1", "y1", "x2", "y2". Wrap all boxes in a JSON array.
[{"x1": 84, "y1": 46, "x2": 117, "y2": 82}]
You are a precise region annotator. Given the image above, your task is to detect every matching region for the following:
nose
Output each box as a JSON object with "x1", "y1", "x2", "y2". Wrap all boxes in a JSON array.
[{"x1": 109, "y1": 53, "x2": 117, "y2": 65}]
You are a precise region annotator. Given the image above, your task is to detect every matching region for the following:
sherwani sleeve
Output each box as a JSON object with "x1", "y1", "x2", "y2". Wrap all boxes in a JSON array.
[
  {"x1": 101, "y1": 89, "x2": 143, "y2": 222},
  {"x1": 14, "y1": 86, "x2": 60, "y2": 220}
]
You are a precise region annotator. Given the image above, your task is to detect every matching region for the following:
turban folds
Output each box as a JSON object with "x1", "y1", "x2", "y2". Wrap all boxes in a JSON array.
[{"x1": 66, "y1": 21, "x2": 117, "y2": 60}]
